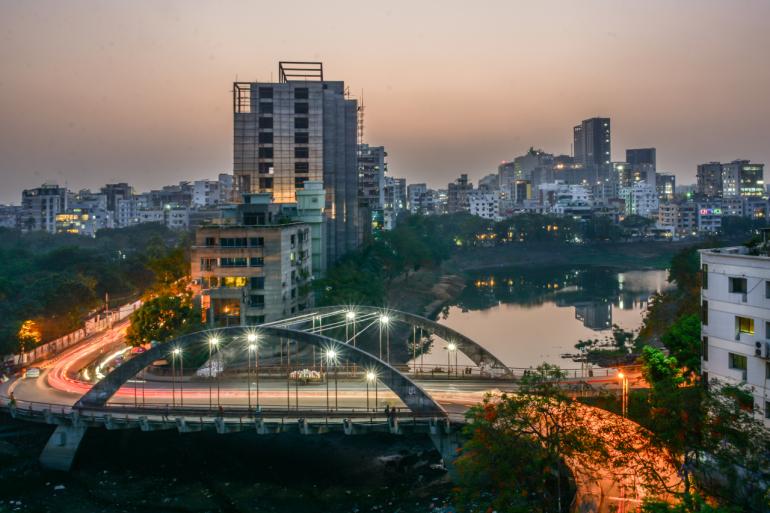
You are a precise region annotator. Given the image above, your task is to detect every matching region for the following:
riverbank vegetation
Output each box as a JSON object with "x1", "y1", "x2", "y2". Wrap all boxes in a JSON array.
[{"x1": 0, "y1": 224, "x2": 187, "y2": 356}]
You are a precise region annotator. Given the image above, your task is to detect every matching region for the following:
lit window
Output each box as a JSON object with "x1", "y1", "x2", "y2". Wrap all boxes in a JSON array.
[
  {"x1": 737, "y1": 316, "x2": 754, "y2": 335},
  {"x1": 728, "y1": 352, "x2": 747, "y2": 371}
]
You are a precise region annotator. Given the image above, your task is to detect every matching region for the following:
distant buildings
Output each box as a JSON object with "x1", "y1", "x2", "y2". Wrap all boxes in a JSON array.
[
  {"x1": 656, "y1": 173, "x2": 676, "y2": 202},
  {"x1": 619, "y1": 181, "x2": 659, "y2": 218},
  {"x1": 232, "y1": 62, "x2": 360, "y2": 263},
  {"x1": 447, "y1": 174, "x2": 473, "y2": 213},
  {"x1": 696, "y1": 160, "x2": 765, "y2": 198},
  {"x1": 21, "y1": 183, "x2": 69, "y2": 233}
]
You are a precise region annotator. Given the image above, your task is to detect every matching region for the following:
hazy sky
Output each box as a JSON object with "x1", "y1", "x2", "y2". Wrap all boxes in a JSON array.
[{"x1": 1, "y1": 0, "x2": 769, "y2": 203}]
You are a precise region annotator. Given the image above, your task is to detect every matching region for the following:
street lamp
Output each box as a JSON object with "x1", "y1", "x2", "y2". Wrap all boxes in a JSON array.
[
  {"x1": 246, "y1": 333, "x2": 257, "y2": 412},
  {"x1": 208, "y1": 337, "x2": 219, "y2": 410},
  {"x1": 379, "y1": 314, "x2": 390, "y2": 362},
  {"x1": 172, "y1": 347, "x2": 183, "y2": 407},
  {"x1": 325, "y1": 348, "x2": 338, "y2": 411},
  {"x1": 447, "y1": 342, "x2": 457, "y2": 377},
  {"x1": 365, "y1": 370, "x2": 378, "y2": 411},
  {"x1": 617, "y1": 371, "x2": 628, "y2": 418}
]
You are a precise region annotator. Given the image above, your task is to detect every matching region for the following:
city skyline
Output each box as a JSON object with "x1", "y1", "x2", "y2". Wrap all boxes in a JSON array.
[{"x1": 2, "y1": 0, "x2": 770, "y2": 204}]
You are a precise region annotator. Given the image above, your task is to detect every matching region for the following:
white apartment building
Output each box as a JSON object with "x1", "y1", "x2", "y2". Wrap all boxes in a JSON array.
[
  {"x1": 701, "y1": 246, "x2": 770, "y2": 427},
  {"x1": 619, "y1": 181, "x2": 659, "y2": 218},
  {"x1": 468, "y1": 191, "x2": 501, "y2": 220}
]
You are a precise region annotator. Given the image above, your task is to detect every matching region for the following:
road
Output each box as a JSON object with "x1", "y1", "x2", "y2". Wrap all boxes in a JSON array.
[{"x1": 3, "y1": 320, "x2": 671, "y2": 512}]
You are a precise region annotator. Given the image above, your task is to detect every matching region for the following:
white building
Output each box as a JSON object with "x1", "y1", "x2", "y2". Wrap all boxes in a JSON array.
[
  {"x1": 701, "y1": 245, "x2": 770, "y2": 427},
  {"x1": 619, "y1": 181, "x2": 659, "y2": 218},
  {"x1": 468, "y1": 190, "x2": 501, "y2": 220},
  {"x1": 538, "y1": 182, "x2": 592, "y2": 215}
]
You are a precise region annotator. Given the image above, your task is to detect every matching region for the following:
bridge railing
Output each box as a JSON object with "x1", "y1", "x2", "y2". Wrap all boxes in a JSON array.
[{"x1": 408, "y1": 363, "x2": 642, "y2": 380}]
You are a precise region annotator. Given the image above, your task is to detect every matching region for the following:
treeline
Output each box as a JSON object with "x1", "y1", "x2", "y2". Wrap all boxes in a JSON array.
[{"x1": 0, "y1": 224, "x2": 189, "y2": 356}]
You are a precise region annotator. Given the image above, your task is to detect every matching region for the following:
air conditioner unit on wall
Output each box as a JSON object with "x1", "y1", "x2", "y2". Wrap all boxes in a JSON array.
[{"x1": 755, "y1": 341, "x2": 770, "y2": 359}]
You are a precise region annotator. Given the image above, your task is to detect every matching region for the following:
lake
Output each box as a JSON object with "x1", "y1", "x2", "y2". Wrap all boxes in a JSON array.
[{"x1": 413, "y1": 266, "x2": 670, "y2": 371}]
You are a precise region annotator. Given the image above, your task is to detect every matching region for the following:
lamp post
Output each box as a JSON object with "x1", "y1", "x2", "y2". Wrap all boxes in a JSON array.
[
  {"x1": 172, "y1": 348, "x2": 183, "y2": 407},
  {"x1": 247, "y1": 333, "x2": 257, "y2": 412},
  {"x1": 346, "y1": 311, "x2": 356, "y2": 347},
  {"x1": 365, "y1": 371, "x2": 377, "y2": 411},
  {"x1": 447, "y1": 342, "x2": 457, "y2": 377},
  {"x1": 617, "y1": 371, "x2": 628, "y2": 418},
  {"x1": 379, "y1": 314, "x2": 390, "y2": 361},
  {"x1": 170, "y1": 348, "x2": 177, "y2": 407},
  {"x1": 325, "y1": 349, "x2": 338, "y2": 411},
  {"x1": 208, "y1": 337, "x2": 219, "y2": 410}
]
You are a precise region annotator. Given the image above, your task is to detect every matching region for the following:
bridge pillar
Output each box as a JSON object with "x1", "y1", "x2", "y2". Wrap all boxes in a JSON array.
[
  {"x1": 39, "y1": 424, "x2": 87, "y2": 472},
  {"x1": 428, "y1": 419, "x2": 462, "y2": 480}
]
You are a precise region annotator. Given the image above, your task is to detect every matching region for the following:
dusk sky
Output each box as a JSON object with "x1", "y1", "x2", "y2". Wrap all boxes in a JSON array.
[{"x1": 1, "y1": 0, "x2": 769, "y2": 203}]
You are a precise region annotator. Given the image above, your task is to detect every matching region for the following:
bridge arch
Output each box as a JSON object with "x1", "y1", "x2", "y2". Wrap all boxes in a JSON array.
[
  {"x1": 269, "y1": 305, "x2": 509, "y2": 373},
  {"x1": 75, "y1": 326, "x2": 446, "y2": 415}
]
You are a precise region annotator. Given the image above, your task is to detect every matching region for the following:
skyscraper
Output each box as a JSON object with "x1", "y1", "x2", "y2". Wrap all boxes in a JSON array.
[
  {"x1": 626, "y1": 148, "x2": 656, "y2": 171},
  {"x1": 233, "y1": 62, "x2": 359, "y2": 263},
  {"x1": 721, "y1": 159, "x2": 764, "y2": 198},
  {"x1": 696, "y1": 162, "x2": 723, "y2": 197},
  {"x1": 573, "y1": 117, "x2": 611, "y2": 179}
]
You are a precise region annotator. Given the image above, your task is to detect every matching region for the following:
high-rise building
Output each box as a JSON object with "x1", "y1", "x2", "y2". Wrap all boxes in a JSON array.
[
  {"x1": 573, "y1": 117, "x2": 611, "y2": 180},
  {"x1": 721, "y1": 159, "x2": 764, "y2": 198},
  {"x1": 626, "y1": 148, "x2": 656, "y2": 171},
  {"x1": 21, "y1": 183, "x2": 69, "y2": 233},
  {"x1": 656, "y1": 173, "x2": 676, "y2": 201},
  {"x1": 233, "y1": 62, "x2": 359, "y2": 263},
  {"x1": 697, "y1": 162, "x2": 723, "y2": 197},
  {"x1": 357, "y1": 144, "x2": 386, "y2": 239}
]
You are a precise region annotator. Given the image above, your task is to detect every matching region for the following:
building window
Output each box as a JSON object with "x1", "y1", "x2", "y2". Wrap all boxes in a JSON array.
[
  {"x1": 766, "y1": 362, "x2": 770, "y2": 380},
  {"x1": 294, "y1": 87, "x2": 309, "y2": 99},
  {"x1": 250, "y1": 257, "x2": 264, "y2": 267},
  {"x1": 258, "y1": 132, "x2": 273, "y2": 144},
  {"x1": 702, "y1": 336, "x2": 708, "y2": 362},
  {"x1": 258, "y1": 162, "x2": 273, "y2": 174},
  {"x1": 294, "y1": 147, "x2": 309, "y2": 159},
  {"x1": 250, "y1": 295, "x2": 265, "y2": 307},
  {"x1": 737, "y1": 316, "x2": 754, "y2": 335},
  {"x1": 728, "y1": 352, "x2": 747, "y2": 371},
  {"x1": 701, "y1": 264, "x2": 708, "y2": 289},
  {"x1": 247, "y1": 315, "x2": 266, "y2": 325},
  {"x1": 294, "y1": 117, "x2": 309, "y2": 129},
  {"x1": 220, "y1": 237, "x2": 248, "y2": 248},
  {"x1": 258, "y1": 87, "x2": 273, "y2": 99},
  {"x1": 295, "y1": 132, "x2": 309, "y2": 144},
  {"x1": 200, "y1": 258, "x2": 216, "y2": 271},
  {"x1": 258, "y1": 117, "x2": 273, "y2": 129},
  {"x1": 729, "y1": 277, "x2": 747, "y2": 294},
  {"x1": 295, "y1": 177, "x2": 307, "y2": 189},
  {"x1": 204, "y1": 237, "x2": 216, "y2": 247},
  {"x1": 259, "y1": 102, "x2": 273, "y2": 114},
  {"x1": 295, "y1": 162, "x2": 309, "y2": 173},
  {"x1": 249, "y1": 237, "x2": 264, "y2": 247},
  {"x1": 250, "y1": 277, "x2": 265, "y2": 290},
  {"x1": 766, "y1": 281, "x2": 770, "y2": 299},
  {"x1": 258, "y1": 147, "x2": 273, "y2": 159},
  {"x1": 222, "y1": 276, "x2": 247, "y2": 288},
  {"x1": 294, "y1": 102, "x2": 309, "y2": 114},
  {"x1": 701, "y1": 300, "x2": 708, "y2": 325},
  {"x1": 766, "y1": 401, "x2": 770, "y2": 419},
  {"x1": 220, "y1": 257, "x2": 247, "y2": 268},
  {"x1": 259, "y1": 178, "x2": 273, "y2": 189}
]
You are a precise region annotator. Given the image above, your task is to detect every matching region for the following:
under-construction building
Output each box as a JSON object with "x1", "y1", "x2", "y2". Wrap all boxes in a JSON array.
[{"x1": 233, "y1": 62, "x2": 360, "y2": 263}]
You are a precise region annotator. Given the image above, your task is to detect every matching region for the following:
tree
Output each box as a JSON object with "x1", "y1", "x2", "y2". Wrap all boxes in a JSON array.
[
  {"x1": 455, "y1": 364, "x2": 607, "y2": 512},
  {"x1": 126, "y1": 294, "x2": 200, "y2": 346},
  {"x1": 660, "y1": 314, "x2": 701, "y2": 381}
]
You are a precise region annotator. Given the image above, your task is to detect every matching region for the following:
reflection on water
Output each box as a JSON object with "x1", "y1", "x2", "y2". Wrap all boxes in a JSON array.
[{"x1": 417, "y1": 267, "x2": 670, "y2": 370}]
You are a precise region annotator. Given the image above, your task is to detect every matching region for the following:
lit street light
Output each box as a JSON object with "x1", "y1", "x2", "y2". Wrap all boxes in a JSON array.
[
  {"x1": 172, "y1": 347, "x2": 183, "y2": 407},
  {"x1": 617, "y1": 371, "x2": 628, "y2": 418},
  {"x1": 208, "y1": 337, "x2": 219, "y2": 410},
  {"x1": 379, "y1": 314, "x2": 390, "y2": 362},
  {"x1": 247, "y1": 333, "x2": 257, "y2": 412},
  {"x1": 447, "y1": 342, "x2": 457, "y2": 377},
  {"x1": 325, "y1": 348, "x2": 338, "y2": 411},
  {"x1": 365, "y1": 370, "x2": 378, "y2": 411}
]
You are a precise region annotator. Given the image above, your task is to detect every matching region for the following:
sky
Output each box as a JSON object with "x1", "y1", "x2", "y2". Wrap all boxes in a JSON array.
[{"x1": 1, "y1": 0, "x2": 769, "y2": 204}]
